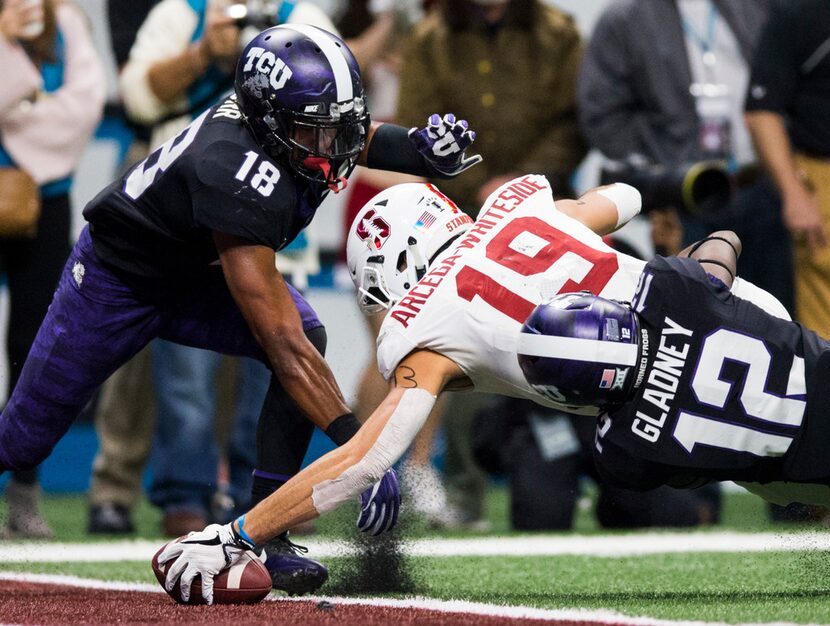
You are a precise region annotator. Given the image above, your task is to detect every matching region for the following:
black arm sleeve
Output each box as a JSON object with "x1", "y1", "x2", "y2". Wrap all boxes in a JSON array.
[{"x1": 366, "y1": 123, "x2": 451, "y2": 179}]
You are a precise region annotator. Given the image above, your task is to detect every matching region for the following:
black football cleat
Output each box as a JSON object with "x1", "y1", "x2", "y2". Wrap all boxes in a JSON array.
[
  {"x1": 262, "y1": 532, "x2": 328, "y2": 595},
  {"x1": 88, "y1": 502, "x2": 135, "y2": 535}
]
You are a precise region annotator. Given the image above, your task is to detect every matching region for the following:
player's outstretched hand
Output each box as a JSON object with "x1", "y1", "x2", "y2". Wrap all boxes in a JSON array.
[
  {"x1": 157, "y1": 522, "x2": 252, "y2": 604},
  {"x1": 357, "y1": 468, "x2": 400, "y2": 535},
  {"x1": 409, "y1": 113, "x2": 482, "y2": 177}
]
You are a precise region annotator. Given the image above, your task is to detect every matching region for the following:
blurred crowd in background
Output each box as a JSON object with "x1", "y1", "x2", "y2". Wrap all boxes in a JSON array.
[{"x1": 1, "y1": 0, "x2": 829, "y2": 539}]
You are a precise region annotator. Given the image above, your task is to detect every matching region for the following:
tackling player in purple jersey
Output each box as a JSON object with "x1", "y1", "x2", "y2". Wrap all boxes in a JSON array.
[
  {"x1": 0, "y1": 24, "x2": 481, "y2": 599},
  {"x1": 520, "y1": 234, "x2": 830, "y2": 508}
]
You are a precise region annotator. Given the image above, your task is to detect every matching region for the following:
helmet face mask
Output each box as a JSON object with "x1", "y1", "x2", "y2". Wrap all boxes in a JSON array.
[
  {"x1": 346, "y1": 183, "x2": 474, "y2": 314},
  {"x1": 517, "y1": 293, "x2": 641, "y2": 409},
  {"x1": 234, "y1": 25, "x2": 370, "y2": 189},
  {"x1": 285, "y1": 106, "x2": 368, "y2": 182},
  {"x1": 356, "y1": 260, "x2": 394, "y2": 314}
]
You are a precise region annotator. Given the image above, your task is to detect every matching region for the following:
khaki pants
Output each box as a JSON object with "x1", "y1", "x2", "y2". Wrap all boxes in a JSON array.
[
  {"x1": 793, "y1": 153, "x2": 830, "y2": 336},
  {"x1": 88, "y1": 347, "x2": 155, "y2": 508}
]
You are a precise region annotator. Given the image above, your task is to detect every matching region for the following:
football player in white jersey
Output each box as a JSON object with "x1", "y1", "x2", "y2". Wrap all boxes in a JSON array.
[
  {"x1": 158, "y1": 175, "x2": 792, "y2": 590},
  {"x1": 352, "y1": 175, "x2": 788, "y2": 412}
]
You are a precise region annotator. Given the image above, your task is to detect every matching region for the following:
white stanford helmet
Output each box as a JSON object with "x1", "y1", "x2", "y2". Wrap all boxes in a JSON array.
[{"x1": 346, "y1": 183, "x2": 474, "y2": 313}]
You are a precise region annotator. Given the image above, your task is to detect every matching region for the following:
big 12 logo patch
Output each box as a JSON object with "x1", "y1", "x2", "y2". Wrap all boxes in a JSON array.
[{"x1": 356, "y1": 209, "x2": 391, "y2": 250}]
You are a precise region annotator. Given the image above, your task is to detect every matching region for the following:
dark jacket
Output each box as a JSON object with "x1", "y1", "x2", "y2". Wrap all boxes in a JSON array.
[
  {"x1": 578, "y1": 0, "x2": 769, "y2": 165},
  {"x1": 397, "y1": 2, "x2": 587, "y2": 215}
]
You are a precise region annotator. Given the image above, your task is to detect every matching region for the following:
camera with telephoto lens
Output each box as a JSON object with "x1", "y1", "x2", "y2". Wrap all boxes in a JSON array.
[
  {"x1": 600, "y1": 157, "x2": 733, "y2": 217},
  {"x1": 224, "y1": 0, "x2": 281, "y2": 30}
]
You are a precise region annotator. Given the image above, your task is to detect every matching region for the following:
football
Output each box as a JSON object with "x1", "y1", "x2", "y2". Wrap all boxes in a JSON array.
[{"x1": 152, "y1": 540, "x2": 272, "y2": 605}]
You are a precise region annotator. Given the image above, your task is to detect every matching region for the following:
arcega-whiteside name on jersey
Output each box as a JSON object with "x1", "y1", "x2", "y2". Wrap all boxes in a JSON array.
[{"x1": 376, "y1": 174, "x2": 646, "y2": 415}]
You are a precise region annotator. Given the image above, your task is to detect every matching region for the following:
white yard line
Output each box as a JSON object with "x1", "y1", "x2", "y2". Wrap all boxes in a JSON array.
[
  {"x1": 0, "y1": 572, "x2": 159, "y2": 593},
  {"x1": 0, "y1": 572, "x2": 820, "y2": 626},
  {"x1": 0, "y1": 530, "x2": 827, "y2": 563}
]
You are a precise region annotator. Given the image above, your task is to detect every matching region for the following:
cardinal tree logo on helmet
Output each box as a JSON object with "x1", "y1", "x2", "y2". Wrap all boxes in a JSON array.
[
  {"x1": 356, "y1": 209, "x2": 391, "y2": 250},
  {"x1": 347, "y1": 183, "x2": 475, "y2": 317}
]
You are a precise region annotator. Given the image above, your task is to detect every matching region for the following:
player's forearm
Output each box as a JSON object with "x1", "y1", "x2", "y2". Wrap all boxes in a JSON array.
[
  {"x1": 215, "y1": 234, "x2": 350, "y2": 428},
  {"x1": 240, "y1": 438, "x2": 365, "y2": 542},
  {"x1": 258, "y1": 329, "x2": 350, "y2": 430},
  {"x1": 358, "y1": 122, "x2": 452, "y2": 178},
  {"x1": 744, "y1": 111, "x2": 804, "y2": 196},
  {"x1": 240, "y1": 387, "x2": 430, "y2": 544},
  {"x1": 558, "y1": 183, "x2": 642, "y2": 235}
]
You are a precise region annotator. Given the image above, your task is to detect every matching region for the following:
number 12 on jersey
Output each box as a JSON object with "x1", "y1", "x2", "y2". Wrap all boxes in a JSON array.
[{"x1": 673, "y1": 330, "x2": 806, "y2": 457}]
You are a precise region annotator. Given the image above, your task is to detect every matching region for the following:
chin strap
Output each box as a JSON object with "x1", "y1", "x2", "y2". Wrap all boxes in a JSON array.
[{"x1": 302, "y1": 156, "x2": 348, "y2": 193}]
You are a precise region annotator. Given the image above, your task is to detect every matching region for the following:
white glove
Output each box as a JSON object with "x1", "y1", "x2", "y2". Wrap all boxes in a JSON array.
[{"x1": 157, "y1": 522, "x2": 252, "y2": 604}]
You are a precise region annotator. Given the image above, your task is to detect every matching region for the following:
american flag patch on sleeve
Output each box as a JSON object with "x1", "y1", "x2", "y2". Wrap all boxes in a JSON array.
[{"x1": 416, "y1": 211, "x2": 437, "y2": 229}]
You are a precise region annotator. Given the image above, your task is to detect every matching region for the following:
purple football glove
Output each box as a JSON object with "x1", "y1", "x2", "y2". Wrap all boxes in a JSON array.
[
  {"x1": 408, "y1": 113, "x2": 483, "y2": 176},
  {"x1": 357, "y1": 468, "x2": 400, "y2": 535}
]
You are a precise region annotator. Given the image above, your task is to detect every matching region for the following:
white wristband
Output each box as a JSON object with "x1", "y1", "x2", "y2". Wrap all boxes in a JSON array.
[{"x1": 597, "y1": 183, "x2": 642, "y2": 229}]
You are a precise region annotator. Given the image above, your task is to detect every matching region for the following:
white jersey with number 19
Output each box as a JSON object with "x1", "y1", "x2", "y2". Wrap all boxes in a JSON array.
[
  {"x1": 376, "y1": 174, "x2": 791, "y2": 414},
  {"x1": 375, "y1": 175, "x2": 646, "y2": 415}
]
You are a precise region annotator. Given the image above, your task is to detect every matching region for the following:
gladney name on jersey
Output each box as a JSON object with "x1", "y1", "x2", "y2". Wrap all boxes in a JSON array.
[{"x1": 595, "y1": 256, "x2": 830, "y2": 489}]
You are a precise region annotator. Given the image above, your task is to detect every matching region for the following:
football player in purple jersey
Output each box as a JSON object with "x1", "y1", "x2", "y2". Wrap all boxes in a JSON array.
[
  {"x1": 0, "y1": 24, "x2": 480, "y2": 599},
  {"x1": 519, "y1": 233, "x2": 830, "y2": 510}
]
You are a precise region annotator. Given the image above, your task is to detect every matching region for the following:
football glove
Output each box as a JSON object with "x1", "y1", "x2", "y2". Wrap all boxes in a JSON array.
[
  {"x1": 409, "y1": 113, "x2": 482, "y2": 177},
  {"x1": 357, "y1": 468, "x2": 400, "y2": 535},
  {"x1": 157, "y1": 522, "x2": 254, "y2": 604}
]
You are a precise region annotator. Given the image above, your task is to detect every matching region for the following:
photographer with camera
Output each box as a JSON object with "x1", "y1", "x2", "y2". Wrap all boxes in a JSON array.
[
  {"x1": 120, "y1": 0, "x2": 336, "y2": 148},
  {"x1": 578, "y1": 0, "x2": 792, "y2": 312}
]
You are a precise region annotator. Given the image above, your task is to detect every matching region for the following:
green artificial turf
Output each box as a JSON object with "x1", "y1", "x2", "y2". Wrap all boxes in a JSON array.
[
  {"x1": 2, "y1": 489, "x2": 827, "y2": 623},
  {"x1": 0, "y1": 484, "x2": 807, "y2": 542},
  {"x1": 4, "y1": 552, "x2": 830, "y2": 623}
]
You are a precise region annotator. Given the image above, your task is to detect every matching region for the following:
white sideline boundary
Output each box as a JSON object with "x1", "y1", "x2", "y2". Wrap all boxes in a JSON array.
[
  {"x1": 0, "y1": 530, "x2": 828, "y2": 563},
  {"x1": 0, "y1": 572, "x2": 818, "y2": 626}
]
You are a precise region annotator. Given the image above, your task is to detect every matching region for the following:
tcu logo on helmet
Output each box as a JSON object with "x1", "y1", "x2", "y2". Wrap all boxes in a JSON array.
[
  {"x1": 356, "y1": 209, "x2": 391, "y2": 250},
  {"x1": 243, "y1": 47, "x2": 293, "y2": 90}
]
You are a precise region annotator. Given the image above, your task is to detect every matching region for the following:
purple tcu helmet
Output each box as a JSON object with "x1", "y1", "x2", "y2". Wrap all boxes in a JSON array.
[
  {"x1": 517, "y1": 293, "x2": 641, "y2": 409},
  {"x1": 235, "y1": 24, "x2": 370, "y2": 190}
]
